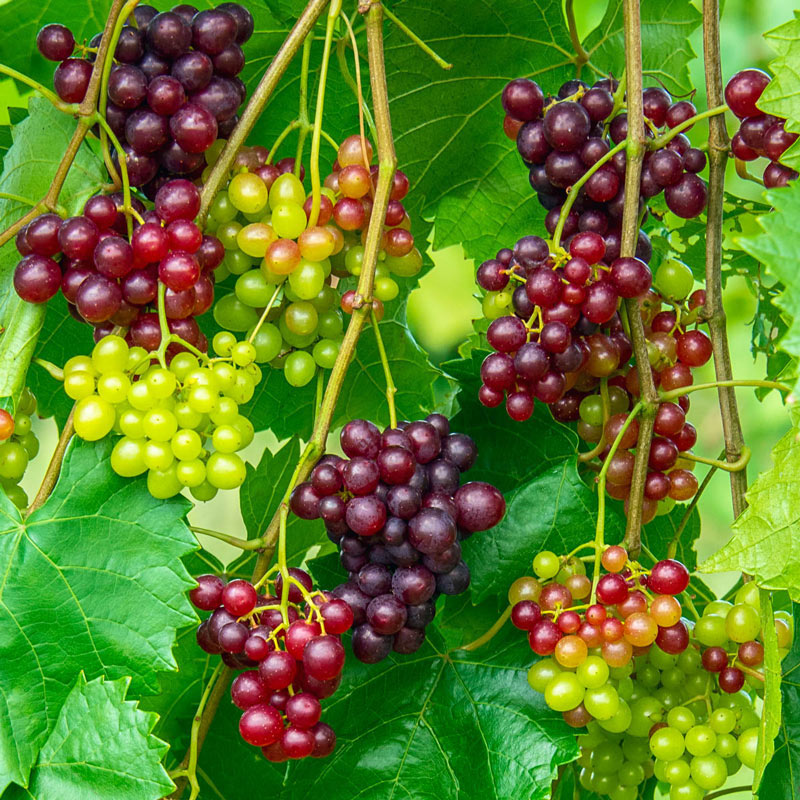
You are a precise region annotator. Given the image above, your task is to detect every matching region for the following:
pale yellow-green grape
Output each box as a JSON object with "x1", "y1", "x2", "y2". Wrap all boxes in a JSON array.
[
  {"x1": 143, "y1": 407, "x2": 178, "y2": 442},
  {"x1": 284, "y1": 350, "x2": 316, "y2": 387},
  {"x1": 212, "y1": 424, "x2": 243, "y2": 453},
  {"x1": 249, "y1": 323, "x2": 282, "y2": 363},
  {"x1": 64, "y1": 370, "x2": 96, "y2": 400},
  {"x1": 269, "y1": 173, "x2": 305, "y2": 208},
  {"x1": 228, "y1": 172, "x2": 269, "y2": 215},
  {"x1": 212, "y1": 331, "x2": 237, "y2": 357},
  {"x1": 147, "y1": 463, "x2": 183, "y2": 499},
  {"x1": 283, "y1": 301, "x2": 318, "y2": 337},
  {"x1": 232, "y1": 414, "x2": 254, "y2": 448},
  {"x1": 111, "y1": 437, "x2": 147, "y2": 477},
  {"x1": 128, "y1": 381, "x2": 156, "y2": 411},
  {"x1": 144, "y1": 440, "x2": 174, "y2": 471},
  {"x1": 171, "y1": 429, "x2": 203, "y2": 461},
  {"x1": 211, "y1": 362, "x2": 237, "y2": 392},
  {"x1": 217, "y1": 221, "x2": 243, "y2": 250},
  {"x1": 214, "y1": 292, "x2": 260, "y2": 332},
  {"x1": 374, "y1": 276, "x2": 399, "y2": 302},
  {"x1": 313, "y1": 339, "x2": 340, "y2": 369},
  {"x1": 482, "y1": 289, "x2": 514, "y2": 320},
  {"x1": 74, "y1": 395, "x2": 116, "y2": 441},
  {"x1": 288, "y1": 260, "x2": 325, "y2": 300},
  {"x1": 176, "y1": 459, "x2": 206, "y2": 488},
  {"x1": 92, "y1": 335, "x2": 129, "y2": 374},
  {"x1": 235, "y1": 269, "x2": 273, "y2": 307},
  {"x1": 146, "y1": 367, "x2": 177, "y2": 400},
  {"x1": 97, "y1": 372, "x2": 131, "y2": 404},
  {"x1": 236, "y1": 222, "x2": 277, "y2": 258},
  {"x1": 231, "y1": 341, "x2": 257, "y2": 367},
  {"x1": 271, "y1": 203, "x2": 307, "y2": 239},
  {"x1": 345, "y1": 245, "x2": 364, "y2": 276},
  {"x1": 191, "y1": 480, "x2": 218, "y2": 502},
  {"x1": 209, "y1": 396, "x2": 238, "y2": 426},
  {"x1": 384, "y1": 247, "x2": 423, "y2": 277},
  {"x1": 206, "y1": 452, "x2": 246, "y2": 489},
  {"x1": 119, "y1": 407, "x2": 145, "y2": 439}
]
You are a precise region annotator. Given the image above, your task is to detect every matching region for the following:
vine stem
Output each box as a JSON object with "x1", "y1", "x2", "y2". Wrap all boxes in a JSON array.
[
  {"x1": 565, "y1": 0, "x2": 589, "y2": 75},
  {"x1": 381, "y1": 5, "x2": 452, "y2": 70},
  {"x1": 371, "y1": 308, "x2": 397, "y2": 428},
  {"x1": 649, "y1": 104, "x2": 728, "y2": 148},
  {"x1": 680, "y1": 447, "x2": 750, "y2": 472},
  {"x1": 702, "y1": 787, "x2": 751, "y2": 800},
  {"x1": 190, "y1": 526, "x2": 264, "y2": 550},
  {"x1": 620, "y1": 0, "x2": 658, "y2": 556},
  {"x1": 702, "y1": 0, "x2": 747, "y2": 519},
  {"x1": 659, "y1": 379, "x2": 790, "y2": 402},
  {"x1": 197, "y1": 0, "x2": 331, "y2": 226},
  {"x1": 458, "y1": 605, "x2": 512, "y2": 651},
  {"x1": 170, "y1": 8, "x2": 397, "y2": 790}
]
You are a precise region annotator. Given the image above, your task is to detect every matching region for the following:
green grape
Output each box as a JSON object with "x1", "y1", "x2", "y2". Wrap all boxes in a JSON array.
[
  {"x1": 617, "y1": 761, "x2": 645, "y2": 787},
  {"x1": 64, "y1": 354, "x2": 94, "y2": 376},
  {"x1": 621, "y1": 736, "x2": 650, "y2": 763},
  {"x1": 13, "y1": 414, "x2": 31, "y2": 436},
  {"x1": 213, "y1": 331, "x2": 237, "y2": 357},
  {"x1": 18, "y1": 387, "x2": 36, "y2": 415},
  {"x1": 146, "y1": 367, "x2": 177, "y2": 400},
  {"x1": 725, "y1": 755, "x2": 742, "y2": 776},
  {"x1": 677, "y1": 648, "x2": 702, "y2": 674},
  {"x1": 310, "y1": 285, "x2": 336, "y2": 312},
  {"x1": 669, "y1": 779, "x2": 703, "y2": 800},
  {"x1": 190, "y1": 480, "x2": 218, "y2": 502},
  {"x1": 313, "y1": 338, "x2": 340, "y2": 369},
  {"x1": 231, "y1": 341, "x2": 257, "y2": 367},
  {"x1": 92, "y1": 335, "x2": 129, "y2": 374},
  {"x1": 0, "y1": 441, "x2": 28, "y2": 480},
  {"x1": 714, "y1": 733, "x2": 738, "y2": 758},
  {"x1": 690, "y1": 753, "x2": 726, "y2": 790},
  {"x1": 482, "y1": 289, "x2": 513, "y2": 319},
  {"x1": 214, "y1": 293, "x2": 260, "y2": 332},
  {"x1": 185, "y1": 367, "x2": 218, "y2": 390},
  {"x1": 223, "y1": 249, "x2": 256, "y2": 275},
  {"x1": 555, "y1": 555, "x2": 585, "y2": 583},
  {"x1": 709, "y1": 708, "x2": 736, "y2": 734},
  {"x1": 682, "y1": 671, "x2": 711, "y2": 699},
  {"x1": 217, "y1": 221, "x2": 243, "y2": 249},
  {"x1": 649, "y1": 726, "x2": 686, "y2": 760},
  {"x1": 734, "y1": 581, "x2": 760, "y2": 610},
  {"x1": 260, "y1": 261, "x2": 288, "y2": 285},
  {"x1": 143, "y1": 408, "x2": 178, "y2": 442},
  {"x1": 171, "y1": 429, "x2": 203, "y2": 461},
  {"x1": 119, "y1": 408, "x2": 145, "y2": 439},
  {"x1": 576, "y1": 655, "x2": 609, "y2": 689},
  {"x1": 661, "y1": 667, "x2": 685, "y2": 691},
  {"x1": 615, "y1": 676, "x2": 634, "y2": 702},
  {"x1": 111, "y1": 437, "x2": 147, "y2": 477},
  {"x1": 2, "y1": 481, "x2": 27, "y2": 508},
  {"x1": 663, "y1": 759, "x2": 691, "y2": 785},
  {"x1": 126, "y1": 346, "x2": 150, "y2": 375},
  {"x1": 593, "y1": 773, "x2": 616, "y2": 794},
  {"x1": 609, "y1": 662, "x2": 634, "y2": 681},
  {"x1": 19, "y1": 432, "x2": 39, "y2": 459},
  {"x1": 527, "y1": 659, "x2": 561, "y2": 693},
  {"x1": 268, "y1": 173, "x2": 305, "y2": 207},
  {"x1": 578, "y1": 767, "x2": 594, "y2": 791},
  {"x1": 212, "y1": 424, "x2": 243, "y2": 454},
  {"x1": 608, "y1": 784, "x2": 638, "y2": 800},
  {"x1": 284, "y1": 350, "x2": 316, "y2": 388},
  {"x1": 170, "y1": 353, "x2": 199, "y2": 381},
  {"x1": 249, "y1": 323, "x2": 283, "y2": 363},
  {"x1": 607, "y1": 385, "x2": 629, "y2": 415},
  {"x1": 579, "y1": 724, "x2": 605, "y2": 748},
  {"x1": 283, "y1": 282, "x2": 301, "y2": 303},
  {"x1": 271, "y1": 203, "x2": 307, "y2": 239},
  {"x1": 655, "y1": 258, "x2": 694, "y2": 301},
  {"x1": 231, "y1": 415, "x2": 254, "y2": 448},
  {"x1": 188, "y1": 385, "x2": 218, "y2": 414},
  {"x1": 694, "y1": 615, "x2": 728, "y2": 647},
  {"x1": 583, "y1": 685, "x2": 620, "y2": 720},
  {"x1": 374, "y1": 276, "x2": 399, "y2": 302},
  {"x1": 579, "y1": 395, "x2": 604, "y2": 426},
  {"x1": 288, "y1": 260, "x2": 325, "y2": 300},
  {"x1": 147, "y1": 464, "x2": 182, "y2": 499},
  {"x1": 64, "y1": 371, "x2": 96, "y2": 400},
  {"x1": 649, "y1": 647, "x2": 678, "y2": 671},
  {"x1": 227, "y1": 373, "x2": 255, "y2": 404},
  {"x1": 384, "y1": 247, "x2": 422, "y2": 277},
  {"x1": 144, "y1": 440, "x2": 174, "y2": 471},
  {"x1": 345, "y1": 245, "x2": 364, "y2": 275},
  {"x1": 209, "y1": 396, "x2": 239, "y2": 425},
  {"x1": 204, "y1": 138, "x2": 225, "y2": 166},
  {"x1": 737, "y1": 727, "x2": 759, "y2": 768},
  {"x1": 235, "y1": 269, "x2": 273, "y2": 307},
  {"x1": 544, "y1": 673, "x2": 585, "y2": 712},
  {"x1": 597, "y1": 697, "x2": 631, "y2": 733},
  {"x1": 236, "y1": 222, "x2": 276, "y2": 258},
  {"x1": 212, "y1": 362, "x2": 237, "y2": 392},
  {"x1": 638, "y1": 663, "x2": 661, "y2": 690},
  {"x1": 174, "y1": 402, "x2": 203, "y2": 430},
  {"x1": 206, "y1": 452, "x2": 246, "y2": 489},
  {"x1": 283, "y1": 302, "x2": 319, "y2": 337},
  {"x1": 725, "y1": 603, "x2": 760, "y2": 643},
  {"x1": 684, "y1": 725, "x2": 716, "y2": 756},
  {"x1": 654, "y1": 686, "x2": 682, "y2": 711},
  {"x1": 667, "y1": 707, "x2": 695, "y2": 734},
  {"x1": 73, "y1": 396, "x2": 115, "y2": 441},
  {"x1": 176, "y1": 459, "x2": 206, "y2": 488},
  {"x1": 532, "y1": 550, "x2": 560, "y2": 579},
  {"x1": 628, "y1": 696, "x2": 664, "y2": 737},
  {"x1": 317, "y1": 309, "x2": 343, "y2": 339},
  {"x1": 228, "y1": 172, "x2": 269, "y2": 214},
  {"x1": 209, "y1": 191, "x2": 239, "y2": 223},
  {"x1": 653, "y1": 758, "x2": 670, "y2": 783}
]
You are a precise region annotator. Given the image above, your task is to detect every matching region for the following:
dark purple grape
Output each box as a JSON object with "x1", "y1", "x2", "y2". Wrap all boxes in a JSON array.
[
  {"x1": 436, "y1": 561, "x2": 471, "y2": 595},
  {"x1": 513, "y1": 234, "x2": 549, "y2": 267},
  {"x1": 386, "y1": 485, "x2": 421, "y2": 520},
  {"x1": 393, "y1": 627, "x2": 426, "y2": 654},
  {"x1": 454, "y1": 482, "x2": 506, "y2": 532},
  {"x1": 580, "y1": 87, "x2": 614, "y2": 122},
  {"x1": 345, "y1": 495, "x2": 387, "y2": 536},
  {"x1": 332, "y1": 582, "x2": 370, "y2": 625},
  {"x1": 440, "y1": 433, "x2": 477, "y2": 472},
  {"x1": 125, "y1": 109, "x2": 169, "y2": 154},
  {"x1": 642, "y1": 87, "x2": 671, "y2": 127},
  {"x1": 407, "y1": 508, "x2": 456, "y2": 555},
  {"x1": 75, "y1": 274, "x2": 122, "y2": 322},
  {"x1": 682, "y1": 148, "x2": 707, "y2": 174},
  {"x1": 159, "y1": 141, "x2": 205, "y2": 175},
  {"x1": 351, "y1": 624, "x2": 393, "y2": 663},
  {"x1": 169, "y1": 103, "x2": 218, "y2": 154},
  {"x1": 115, "y1": 145, "x2": 158, "y2": 187},
  {"x1": 545, "y1": 150, "x2": 585, "y2": 188},
  {"x1": 341, "y1": 419, "x2": 381, "y2": 458},
  {"x1": 115, "y1": 26, "x2": 144, "y2": 63},
  {"x1": 517, "y1": 120, "x2": 550, "y2": 164},
  {"x1": 543, "y1": 101, "x2": 591, "y2": 151},
  {"x1": 14, "y1": 255, "x2": 61, "y2": 303},
  {"x1": 108, "y1": 65, "x2": 147, "y2": 109},
  {"x1": 406, "y1": 600, "x2": 436, "y2": 629},
  {"x1": 649, "y1": 149, "x2": 683, "y2": 187},
  {"x1": 146, "y1": 11, "x2": 192, "y2": 58},
  {"x1": 53, "y1": 58, "x2": 92, "y2": 103},
  {"x1": 218, "y1": 2, "x2": 255, "y2": 44},
  {"x1": 138, "y1": 50, "x2": 171, "y2": 80},
  {"x1": 609, "y1": 257, "x2": 652, "y2": 298},
  {"x1": 212, "y1": 44, "x2": 245, "y2": 77},
  {"x1": 404, "y1": 421, "x2": 441, "y2": 464},
  {"x1": 426, "y1": 459, "x2": 460, "y2": 495},
  {"x1": 366, "y1": 594, "x2": 408, "y2": 635},
  {"x1": 502, "y1": 78, "x2": 544, "y2": 121},
  {"x1": 664, "y1": 174, "x2": 708, "y2": 218},
  {"x1": 514, "y1": 341, "x2": 549, "y2": 382},
  {"x1": 37, "y1": 23, "x2": 75, "y2": 61},
  {"x1": 191, "y1": 76, "x2": 241, "y2": 121},
  {"x1": 581, "y1": 137, "x2": 610, "y2": 166},
  {"x1": 391, "y1": 564, "x2": 436, "y2": 605}
]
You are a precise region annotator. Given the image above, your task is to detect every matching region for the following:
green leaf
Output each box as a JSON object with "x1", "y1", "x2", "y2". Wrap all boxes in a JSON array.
[
  {"x1": 3, "y1": 675, "x2": 172, "y2": 800},
  {"x1": 0, "y1": 438, "x2": 196, "y2": 793},
  {"x1": 759, "y1": 604, "x2": 800, "y2": 798},
  {"x1": 699, "y1": 422, "x2": 800, "y2": 600},
  {"x1": 642, "y1": 504, "x2": 700, "y2": 573},
  {"x1": 755, "y1": 589, "x2": 781, "y2": 793},
  {"x1": 197, "y1": 625, "x2": 579, "y2": 800},
  {"x1": 582, "y1": 0, "x2": 701, "y2": 94}
]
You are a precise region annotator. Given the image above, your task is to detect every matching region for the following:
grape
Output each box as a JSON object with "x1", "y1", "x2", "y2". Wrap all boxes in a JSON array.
[{"x1": 54, "y1": 58, "x2": 93, "y2": 103}]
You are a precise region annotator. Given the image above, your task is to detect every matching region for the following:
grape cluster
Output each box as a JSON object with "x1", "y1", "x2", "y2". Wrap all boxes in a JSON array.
[
  {"x1": 502, "y1": 76, "x2": 709, "y2": 222},
  {"x1": 206, "y1": 134, "x2": 420, "y2": 388},
  {"x1": 64, "y1": 331, "x2": 260, "y2": 500},
  {"x1": 191, "y1": 568, "x2": 351, "y2": 761},
  {"x1": 37, "y1": 2, "x2": 253, "y2": 191},
  {"x1": 725, "y1": 68, "x2": 799, "y2": 187},
  {"x1": 289, "y1": 414, "x2": 506, "y2": 663},
  {"x1": 0, "y1": 389, "x2": 40, "y2": 509},
  {"x1": 13, "y1": 180, "x2": 223, "y2": 345},
  {"x1": 515, "y1": 545, "x2": 790, "y2": 800}
]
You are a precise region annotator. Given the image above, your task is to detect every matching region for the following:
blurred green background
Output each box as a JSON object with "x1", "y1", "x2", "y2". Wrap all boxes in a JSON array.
[{"x1": 8, "y1": 0, "x2": 795, "y2": 591}]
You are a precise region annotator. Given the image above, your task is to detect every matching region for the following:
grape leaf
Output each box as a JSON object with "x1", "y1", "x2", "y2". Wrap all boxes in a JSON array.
[
  {"x1": 196, "y1": 625, "x2": 579, "y2": 800},
  {"x1": 0, "y1": 438, "x2": 196, "y2": 793},
  {"x1": 0, "y1": 98, "x2": 104, "y2": 410},
  {"x1": 699, "y1": 421, "x2": 800, "y2": 600},
  {"x1": 641, "y1": 504, "x2": 701, "y2": 572},
  {"x1": 3, "y1": 675, "x2": 173, "y2": 800},
  {"x1": 759, "y1": 604, "x2": 800, "y2": 799},
  {"x1": 582, "y1": 0, "x2": 701, "y2": 94}
]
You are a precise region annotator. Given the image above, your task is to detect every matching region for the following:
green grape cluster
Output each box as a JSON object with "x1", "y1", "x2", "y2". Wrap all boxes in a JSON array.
[
  {"x1": 205, "y1": 135, "x2": 421, "y2": 389},
  {"x1": 0, "y1": 389, "x2": 40, "y2": 508},
  {"x1": 64, "y1": 333, "x2": 258, "y2": 500}
]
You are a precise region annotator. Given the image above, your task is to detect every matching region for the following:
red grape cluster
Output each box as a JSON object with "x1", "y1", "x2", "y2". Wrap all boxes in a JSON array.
[
  {"x1": 191, "y1": 568, "x2": 352, "y2": 761},
  {"x1": 37, "y1": 2, "x2": 253, "y2": 192},
  {"x1": 725, "y1": 68, "x2": 799, "y2": 187},
  {"x1": 13, "y1": 179, "x2": 223, "y2": 351},
  {"x1": 289, "y1": 414, "x2": 506, "y2": 663},
  {"x1": 502, "y1": 76, "x2": 709, "y2": 223}
]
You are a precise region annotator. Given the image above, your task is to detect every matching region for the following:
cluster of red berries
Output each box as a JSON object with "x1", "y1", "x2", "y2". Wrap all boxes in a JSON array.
[
  {"x1": 13, "y1": 180, "x2": 223, "y2": 351},
  {"x1": 726, "y1": 68, "x2": 798, "y2": 187},
  {"x1": 191, "y1": 568, "x2": 352, "y2": 761},
  {"x1": 37, "y1": 2, "x2": 253, "y2": 193}
]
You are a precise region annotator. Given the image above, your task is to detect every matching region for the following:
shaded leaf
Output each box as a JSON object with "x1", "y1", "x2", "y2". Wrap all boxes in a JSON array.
[
  {"x1": 4, "y1": 675, "x2": 172, "y2": 800},
  {"x1": 0, "y1": 438, "x2": 196, "y2": 793}
]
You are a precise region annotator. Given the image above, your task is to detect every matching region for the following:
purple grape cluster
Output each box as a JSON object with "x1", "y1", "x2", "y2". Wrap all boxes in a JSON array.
[
  {"x1": 289, "y1": 414, "x2": 506, "y2": 664},
  {"x1": 501, "y1": 77, "x2": 709, "y2": 226},
  {"x1": 37, "y1": 2, "x2": 253, "y2": 194}
]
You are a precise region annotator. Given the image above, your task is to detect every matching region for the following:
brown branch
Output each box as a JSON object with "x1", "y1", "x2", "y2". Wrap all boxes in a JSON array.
[
  {"x1": 620, "y1": 0, "x2": 658, "y2": 556},
  {"x1": 702, "y1": 0, "x2": 747, "y2": 518}
]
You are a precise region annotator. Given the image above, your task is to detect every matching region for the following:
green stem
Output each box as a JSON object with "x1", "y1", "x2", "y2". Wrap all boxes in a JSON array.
[
  {"x1": 190, "y1": 526, "x2": 264, "y2": 550},
  {"x1": 0, "y1": 192, "x2": 42, "y2": 208},
  {"x1": 336, "y1": 28, "x2": 378, "y2": 144},
  {"x1": 293, "y1": 33, "x2": 313, "y2": 174},
  {"x1": 680, "y1": 447, "x2": 750, "y2": 472},
  {"x1": 371, "y1": 308, "x2": 397, "y2": 428},
  {"x1": 659, "y1": 379, "x2": 790, "y2": 403},
  {"x1": 33, "y1": 358, "x2": 64, "y2": 381},
  {"x1": 564, "y1": 0, "x2": 589, "y2": 75},
  {"x1": 307, "y1": 0, "x2": 342, "y2": 227},
  {"x1": 458, "y1": 605, "x2": 512, "y2": 651},
  {"x1": 155, "y1": 282, "x2": 170, "y2": 368},
  {"x1": 247, "y1": 284, "x2": 283, "y2": 344},
  {"x1": 266, "y1": 120, "x2": 300, "y2": 163},
  {"x1": 0, "y1": 63, "x2": 76, "y2": 112},
  {"x1": 381, "y1": 5, "x2": 452, "y2": 70},
  {"x1": 93, "y1": 111, "x2": 137, "y2": 237},
  {"x1": 649, "y1": 105, "x2": 728, "y2": 149}
]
